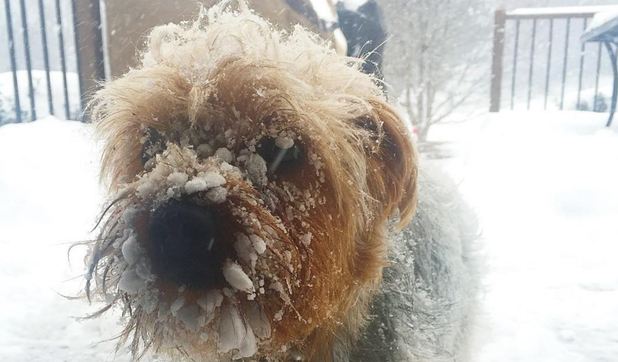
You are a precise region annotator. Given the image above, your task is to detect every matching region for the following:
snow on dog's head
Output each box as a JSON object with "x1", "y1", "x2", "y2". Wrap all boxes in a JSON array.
[{"x1": 85, "y1": 2, "x2": 417, "y2": 360}]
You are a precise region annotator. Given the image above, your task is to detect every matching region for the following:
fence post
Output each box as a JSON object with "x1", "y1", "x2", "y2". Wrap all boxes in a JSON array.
[
  {"x1": 19, "y1": 0, "x2": 37, "y2": 121},
  {"x1": 73, "y1": 0, "x2": 105, "y2": 120},
  {"x1": 490, "y1": 9, "x2": 506, "y2": 112},
  {"x1": 4, "y1": 0, "x2": 22, "y2": 122}
]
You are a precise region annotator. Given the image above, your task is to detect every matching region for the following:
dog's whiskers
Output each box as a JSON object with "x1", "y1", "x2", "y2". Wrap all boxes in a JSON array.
[{"x1": 91, "y1": 190, "x2": 131, "y2": 232}]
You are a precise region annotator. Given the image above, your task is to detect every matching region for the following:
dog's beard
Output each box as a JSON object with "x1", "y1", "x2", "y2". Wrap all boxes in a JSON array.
[{"x1": 87, "y1": 135, "x2": 321, "y2": 359}]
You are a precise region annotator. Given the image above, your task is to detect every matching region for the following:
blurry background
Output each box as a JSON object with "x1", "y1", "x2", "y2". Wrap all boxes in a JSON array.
[{"x1": 1, "y1": 0, "x2": 617, "y2": 361}]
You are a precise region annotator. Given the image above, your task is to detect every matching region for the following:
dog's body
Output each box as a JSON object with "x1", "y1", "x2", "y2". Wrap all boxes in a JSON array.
[
  {"x1": 83, "y1": 3, "x2": 477, "y2": 361},
  {"x1": 351, "y1": 164, "x2": 479, "y2": 361}
]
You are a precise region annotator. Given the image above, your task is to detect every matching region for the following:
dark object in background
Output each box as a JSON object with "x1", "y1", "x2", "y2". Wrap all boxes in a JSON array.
[
  {"x1": 337, "y1": 1, "x2": 387, "y2": 80},
  {"x1": 286, "y1": 0, "x2": 321, "y2": 29}
]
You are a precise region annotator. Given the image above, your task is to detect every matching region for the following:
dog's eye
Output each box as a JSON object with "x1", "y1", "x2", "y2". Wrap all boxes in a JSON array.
[
  {"x1": 141, "y1": 128, "x2": 165, "y2": 166},
  {"x1": 256, "y1": 137, "x2": 302, "y2": 174}
]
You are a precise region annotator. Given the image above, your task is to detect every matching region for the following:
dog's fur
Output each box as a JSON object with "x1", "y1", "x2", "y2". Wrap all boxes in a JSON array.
[{"x1": 83, "y1": 3, "x2": 477, "y2": 361}]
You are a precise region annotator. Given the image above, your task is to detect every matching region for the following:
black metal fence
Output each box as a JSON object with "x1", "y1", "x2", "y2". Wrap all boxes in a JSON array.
[
  {"x1": 490, "y1": 7, "x2": 615, "y2": 113},
  {"x1": 1, "y1": 0, "x2": 82, "y2": 124}
]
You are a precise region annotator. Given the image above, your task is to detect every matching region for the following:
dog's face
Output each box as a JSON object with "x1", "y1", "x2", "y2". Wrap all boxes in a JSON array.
[{"x1": 86, "y1": 7, "x2": 416, "y2": 361}]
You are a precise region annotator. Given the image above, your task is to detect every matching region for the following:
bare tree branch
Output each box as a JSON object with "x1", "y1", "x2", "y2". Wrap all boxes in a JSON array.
[{"x1": 378, "y1": 0, "x2": 492, "y2": 141}]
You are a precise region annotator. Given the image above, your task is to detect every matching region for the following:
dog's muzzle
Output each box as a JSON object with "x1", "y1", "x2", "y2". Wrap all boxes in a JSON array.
[{"x1": 148, "y1": 198, "x2": 228, "y2": 290}]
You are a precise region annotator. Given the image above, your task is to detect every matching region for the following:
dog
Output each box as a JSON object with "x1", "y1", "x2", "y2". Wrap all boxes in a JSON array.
[{"x1": 83, "y1": 3, "x2": 478, "y2": 361}]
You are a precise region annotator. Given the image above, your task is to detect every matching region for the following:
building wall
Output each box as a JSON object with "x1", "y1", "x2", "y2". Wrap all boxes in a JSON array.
[{"x1": 102, "y1": 0, "x2": 325, "y2": 78}]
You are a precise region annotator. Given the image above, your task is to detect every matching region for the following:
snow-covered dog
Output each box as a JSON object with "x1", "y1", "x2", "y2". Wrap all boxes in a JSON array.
[{"x1": 83, "y1": 3, "x2": 478, "y2": 361}]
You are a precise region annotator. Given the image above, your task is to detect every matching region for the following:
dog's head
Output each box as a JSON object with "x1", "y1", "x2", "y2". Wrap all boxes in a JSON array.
[{"x1": 86, "y1": 4, "x2": 416, "y2": 360}]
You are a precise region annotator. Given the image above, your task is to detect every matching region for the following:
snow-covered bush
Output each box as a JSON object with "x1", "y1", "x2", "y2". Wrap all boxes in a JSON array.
[
  {"x1": 0, "y1": 97, "x2": 8, "y2": 126},
  {"x1": 576, "y1": 92, "x2": 608, "y2": 113}
]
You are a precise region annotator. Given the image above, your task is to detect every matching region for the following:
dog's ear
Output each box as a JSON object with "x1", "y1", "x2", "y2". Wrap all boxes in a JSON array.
[{"x1": 363, "y1": 99, "x2": 418, "y2": 229}]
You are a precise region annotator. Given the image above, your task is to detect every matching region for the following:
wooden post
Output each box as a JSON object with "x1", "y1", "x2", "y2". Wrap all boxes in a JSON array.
[
  {"x1": 73, "y1": 0, "x2": 105, "y2": 119},
  {"x1": 490, "y1": 9, "x2": 506, "y2": 112}
]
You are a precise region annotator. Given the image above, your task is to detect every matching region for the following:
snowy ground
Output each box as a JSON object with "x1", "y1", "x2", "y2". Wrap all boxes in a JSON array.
[
  {"x1": 0, "y1": 118, "x2": 130, "y2": 361},
  {"x1": 0, "y1": 111, "x2": 617, "y2": 361},
  {"x1": 431, "y1": 111, "x2": 618, "y2": 362}
]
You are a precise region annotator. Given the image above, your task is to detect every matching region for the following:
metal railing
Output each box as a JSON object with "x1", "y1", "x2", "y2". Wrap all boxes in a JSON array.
[
  {"x1": 1, "y1": 0, "x2": 84, "y2": 123},
  {"x1": 490, "y1": 6, "x2": 616, "y2": 113}
]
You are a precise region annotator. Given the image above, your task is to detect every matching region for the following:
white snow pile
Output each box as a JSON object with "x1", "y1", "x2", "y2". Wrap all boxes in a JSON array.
[
  {"x1": 508, "y1": 6, "x2": 618, "y2": 18},
  {"x1": 0, "y1": 117, "x2": 131, "y2": 361},
  {"x1": 585, "y1": 6, "x2": 618, "y2": 34},
  {"x1": 432, "y1": 110, "x2": 618, "y2": 362}
]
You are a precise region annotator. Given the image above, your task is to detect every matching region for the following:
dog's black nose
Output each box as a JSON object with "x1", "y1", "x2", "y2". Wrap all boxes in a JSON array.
[{"x1": 148, "y1": 199, "x2": 225, "y2": 289}]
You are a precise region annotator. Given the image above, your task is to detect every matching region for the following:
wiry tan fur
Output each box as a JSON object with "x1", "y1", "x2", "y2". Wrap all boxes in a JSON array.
[{"x1": 85, "y1": 3, "x2": 417, "y2": 361}]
